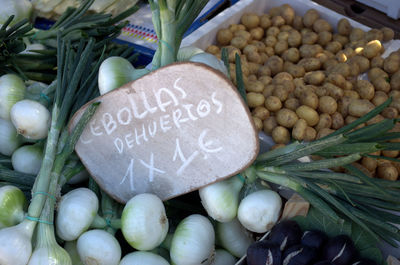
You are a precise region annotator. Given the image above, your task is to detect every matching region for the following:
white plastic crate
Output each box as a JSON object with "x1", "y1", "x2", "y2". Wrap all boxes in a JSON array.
[{"x1": 356, "y1": 0, "x2": 400, "y2": 19}]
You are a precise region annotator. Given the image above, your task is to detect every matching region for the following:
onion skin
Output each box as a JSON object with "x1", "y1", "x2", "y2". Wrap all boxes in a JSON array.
[
  {"x1": 0, "y1": 74, "x2": 26, "y2": 120},
  {"x1": 12, "y1": 144, "x2": 43, "y2": 175},
  {"x1": 0, "y1": 118, "x2": 23, "y2": 156},
  {"x1": 119, "y1": 251, "x2": 170, "y2": 265},
  {"x1": 0, "y1": 185, "x2": 26, "y2": 228}
]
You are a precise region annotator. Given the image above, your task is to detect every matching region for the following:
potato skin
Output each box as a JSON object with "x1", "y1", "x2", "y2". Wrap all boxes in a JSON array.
[
  {"x1": 272, "y1": 126, "x2": 291, "y2": 144},
  {"x1": 363, "y1": 40, "x2": 382, "y2": 59},
  {"x1": 241, "y1": 13, "x2": 260, "y2": 29},
  {"x1": 292, "y1": 118, "x2": 308, "y2": 140},
  {"x1": 318, "y1": 96, "x2": 337, "y2": 114},
  {"x1": 355, "y1": 80, "x2": 375, "y2": 100},
  {"x1": 276, "y1": 108, "x2": 299, "y2": 128},
  {"x1": 337, "y1": 18, "x2": 352, "y2": 35},
  {"x1": 348, "y1": 99, "x2": 375, "y2": 117},
  {"x1": 303, "y1": 9, "x2": 319, "y2": 28},
  {"x1": 296, "y1": 105, "x2": 319, "y2": 126}
]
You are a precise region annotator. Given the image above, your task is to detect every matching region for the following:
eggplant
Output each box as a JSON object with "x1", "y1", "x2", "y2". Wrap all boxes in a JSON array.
[
  {"x1": 268, "y1": 220, "x2": 302, "y2": 251},
  {"x1": 282, "y1": 244, "x2": 317, "y2": 265},
  {"x1": 323, "y1": 235, "x2": 358, "y2": 265},
  {"x1": 301, "y1": 230, "x2": 328, "y2": 250},
  {"x1": 352, "y1": 258, "x2": 378, "y2": 265},
  {"x1": 247, "y1": 241, "x2": 282, "y2": 265}
]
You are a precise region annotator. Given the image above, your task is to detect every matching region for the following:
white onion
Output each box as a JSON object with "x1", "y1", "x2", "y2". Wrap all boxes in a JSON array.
[
  {"x1": 0, "y1": 219, "x2": 35, "y2": 265},
  {"x1": 0, "y1": 74, "x2": 26, "y2": 120},
  {"x1": 237, "y1": 189, "x2": 282, "y2": 233},
  {"x1": 216, "y1": 218, "x2": 254, "y2": 258},
  {"x1": 119, "y1": 251, "x2": 170, "y2": 265},
  {"x1": 199, "y1": 175, "x2": 243, "y2": 222},
  {"x1": 170, "y1": 214, "x2": 215, "y2": 265},
  {"x1": 0, "y1": 0, "x2": 31, "y2": 26},
  {"x1": 189, "y1": 53, "x2": 229, "y2": 77},
  {"x1": 12, "y1": 144, "x2": 43, "y2": 175},
  {"x1": 121, "y1": 193, "x2": 168, "y2": 251},
  {"x1": 0, "y1": 185, "x2": 26, "y2": 228},
  {"x1": 28, "y1": 244, "x2": 72, "y2": 265},
  {"x1": 177, "y1": 46, "x2": 204, "y2": 61},
  {"x1": 10, "y1": 99, "x2": 50, "y2": 140},
  {"x1": 77, "y1": 229, "x2": 121, "y2": 265},
  {"x1": 64, "y1": 240, "x2": 84, "y2": 265},
  {"x1": 0, "y1": 118, "x2": 23, "y2": 156},
  {"x1": 211, "y1": 249, "x2": 237, "y2": 265},
  {"x1": 56, "y1": 188, "x2": 99, "y2": 241}
]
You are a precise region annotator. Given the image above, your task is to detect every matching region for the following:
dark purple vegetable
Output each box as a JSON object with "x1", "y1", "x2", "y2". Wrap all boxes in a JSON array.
[
  {"x1": 282, "y1": 244, "x2": 317, "y2": 265},
  {"x1": 352, "y1": 258, "x2": 378, "y2": 265},
  {"x1": 323, "y1": 235, "x2": 358, "y2": 265},
  {"x1": 268, "y1": 220, "x2": 302, "y2": 251},
  {"x1": 247, "y1": 241, "x2": 282, "y2": 265},
  {"x1": 314, "y1": 261, "x2": 335, "y2": 265},
  {"x1": 301, "y1": 230, "x2": 328, "y2": 250}
]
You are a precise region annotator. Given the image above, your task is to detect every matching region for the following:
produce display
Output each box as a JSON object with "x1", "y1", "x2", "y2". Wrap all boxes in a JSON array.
[
  {"x1": 0, "y1": 0, "x2": 399, "y2": 265},
  {"x1": 206, "y1": 4, "x2": 400, "y2": 181}
]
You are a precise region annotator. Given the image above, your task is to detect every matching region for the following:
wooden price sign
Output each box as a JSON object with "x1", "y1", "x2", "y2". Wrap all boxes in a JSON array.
[{"x1": 71, "y1": 62, "x2": 259, "y2": 203}]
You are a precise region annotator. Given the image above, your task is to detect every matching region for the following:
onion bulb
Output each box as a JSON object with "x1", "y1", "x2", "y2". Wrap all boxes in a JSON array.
[
  {"x1": 56, "y1": 188, "x2": 99, "y2": 241},
  {"x1": 10, "y1": 99, "x2": 50, "y2": 140},
  {"x1": 199, "y1": 175, "x2": 244, "y2": 222},
  {"x1": 0, "y1": 74, "x2": 26, "y2": 120},
  {"x1": 0, "y1": 118, "x2": 23, "y2": 156},
  {"x1": 98, "y1": 57, "x2": 149, "y2": 95},
  {"x1": 0, "y1": 219, "x2": 35, "y2": 265},
  {"x1": 216, "y1": 218, "x2": 254, "y2": 258},
  {"x1": 64, "y1": 240, "x2": 84, "y2": 265},
  {"x1": 212, "y1": 249, "x2": 237, "y2": 265},
  {"x1": 12, "y1": 144, "x2": 43, "y2": 175},
  {"x1": 170, "y1": 214, "x2": 215, "y2": 265},
  {"x1": 189, "y1": 53, "x2": 228, "y2": 77},
  {"x1": 119, "y1": 251, "x2": 170, "y2": 265},
  {"x1": 0, "y1": 0, "x2": 31, "y2": 26},
  {"x1": 77, "y1": 229, "x2": 121, "y2": 265},
  {"x1": 0, "y1": 185, "x2": 26, "y2": 228},
  {"x1": 237, "y1": 189, "x2": 282, "y2": 233},
  {"x1": 177, "y1": 46, "x2": 204, "y2": 61},
  {"x1": 121, "y1": 193, "x2": 168, "y2": 251}
]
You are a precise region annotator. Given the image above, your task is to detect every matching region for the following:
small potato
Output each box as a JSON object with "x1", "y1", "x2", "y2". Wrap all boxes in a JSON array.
[
  {"x1": 263, "y1": 116, "x2": 278, "y2": 134},
  {"x1": 383, "y1": 57, "x2": 400, "y2": 74},
  {"x1": 281, "y1": 25, "x2": 293, "y2": 32},
  {"x1": 273, "y1": 72, "x2": 293, "y2": 83},
  {"x1": 315, "y1": 113, "x2": 332, "y2": 131},
  {"x1": 272, "y1": 16, "x2": 285, "y2": 27},
  {"x1": 349, "y1": 28, "x2": 365, "y2": 42},
  {"x1": 338, "y1": 97, "x2": 352, "y2": 117},
  {"x1": 265, "y1": 46, "x2": 274, "y2": 56},
  {"x1": 252, "y1": 116, "x2": 263, "y2": 131},
  {"x1": 304, "y1": 71, "x2": 325, "y2": 85},
  {"x1": 389, "y1": 90, "x2": 400, "y2": 99},
  {"x1": 282, "y1": 48, "x2": 300, "y2": 63},
  {"x1": 318, "y1": 96, "x2": 337, "y2": 114},
  {"x1": 299, "y1": 44, "x2": 323, "y2": 58},
  {"x1": 205, "y1": 45, "x2": 220, "y2": 55},
  {"x1": 293, "y1": 15, "x2": 303, "y2": 30},
  {"x1": 302, "y1": 31, "x2": 318, "y2": 45},
  {"x1": 326, "y1": 72, "x2": 345, "y2": 88},
  {"x1": 246, "y1": 51, "x2": 262, "y2": 64},
  {"x1": 296, "y1": 105, "x2": 319, "y2": 126},
  {"x1": 372, "y1": 77, "x2": 390, "y2": 93},
  {"x1": 267, "y1": 26, "x2": 280, "y2": 37},
  {"x1": 257, "y1": 65, "x2": 272, "y2": 77},
  {"x1": 272, "y1": 85, "x2": 289, "y2": 101},
  {"x1": 243, "y1": 45, "x2": 258, "y2": 55},
  {"x1": 300, "y1": 91, "x2": 319, "y2": 109},
  {"x1": 303, "y1": 9, "x2": 319, "y2": 28},
  {"x1": 361, "y1": 157, "x2": 377, "y2": 172},
  {"x1": 277, "y1": 31, "x2": 289, "y2": 41},
  {"x1": 363, "y1": 40, "x2": 382, "y2": 59},
  {"x1": 263, "y1": 84, "x2": 275, "y2": 98},
  {"x1": 368, "y1": 67, "x2": 388, "y2": 81},
  {"x1": 323, "y1": 58, "x2": 339, "y2": 71},
  {"x1": 284, "y1": 97, "x2": 300, "y2": 111},
  {"x1": 241, "y1": 13, "x2": 260, "y2": 29},
  {"x1": 231, "y1": 36, "x2": 247, "y2": 49},
  {"x1": 246, "y1": 80, "x2": 264, "y2": 93},
  {"x1": 324, "y1": 82, "x2": 344, "y2": 100},
  {"x1": 265, "y1": 95, "x2": 282, "y2": 111},
  {"x1": 390, "y1": 70, "x2": 400, "y2": 90},
  {"x1": 313, "y1": 18, "x2": 332, "y2": 33},
  {"x1": 226, "y1": 46, "x2": 242, "y2": 63},
  {"x1": 260, "y1": 14, "x2": 272, "y2": 29},
  {"x1": 332, "y1": 34, "x2": 349, "y2": 46},
  {"x1": 349, "y1": 55, "x2": 370, "y2": 73},
  {"x1": 269, "y1": 6, "x2": 281, "y2": 17},
  {"x1": 377, "y1": 164, "x2": 398, "y2": 181},
  {"x1": 342, "y1": 47, "x2": 356, "y2": 58},
  {"x1": 276, "y1": 108, "x2": 299, "y2": 128},
  {"x1": 292, "y1": 119, "x2": 308, "y2": 140},
  {"x1": 259, "y1": 75, "x2": 272, "y2": 86},
  {"x1": 372, "y1": 91, "x2": 389, "y2": 106},
  {"x1": 248, "y1": 62, "x2": 261, "y2": 75},
  {"x1": 280, "y1": 4, "x2": 295, "y2": 24},
  {"x1": 259, "y1": 53, "x2": 268, "y2": 64},
  {"x1": 337, "y1": 18, "x2": 352, "y2": 36},
  {"x1": 315, "y1": 86, "x2": 327, "y2": 97},
  {"x1": 293, "y1": 78, "x2": 305, "y2": 87},
  {"x1": 304, "y1": 126, "x2": 317, "y2": 141},
  {"x1": 335, "y1": 51, "x2": 347, "y2": 63},
  {"x1": 287, "y1": 30, "x2": 302, "y2": 47},
  {"x1": 355, "y1": 80, "x2": 375, "y2": 100},
  {"x1": 234, "y1": 30, "x2": 252, "y2": 41},
  {"x1": 217, "y1": 29, "x2": 233, "y2": 45},
  {"x1": 343, "y1": 90, "x2": 359, "y2": 99},
  {"x1": 318, "y1": 31, "x2": 332, "y2": 46},
  {"x1": 325, "y1": 41, "x2": 342, "y2": 54},
  {"x1": 370, "y1": 56, "x2": 384, "y2": 68},
  {"x1": 365, "y1": 29, "x2": 383, "y2": 42},
  {"x1": 274, "y1": 40, "x2": 288, "y2": 55},
  {"x1": 250, "y1": 27, "x2": 264, "y2": 40},
  {"x1": 317, "y1": 128, "x2": 335, "y2": 139},
  {"x1": 382, "y1": 150, "x2": 399, "y2": 158},
  {"x1": 346, "y1": 61, "x2": 361, "y2": 78},
  {"x1": 331, "y1": 112, "x2": 344, "y2": 129},
  {"x1": 265, "y1": 35, "x2": 278, "y2": 47},
  {"x1": 252, "y1": 106, "x2": 270, "y2": 120},
  {"x1": 247, "y1": 92, "x2": 265, "y2": 107},
  {"x1": 298, "y1": 58, "x2": 321, "y2": 71},
  {"x1": 265, "y1": 55, "x2": 284, "y2": 75},
  {"x1": 348, "y1": 99, "x2": 375, "y2": 117},
  {"x1": 272, "y1": 126, "x2": 291, "y2": 144},
  {"x1": 381, "y1": 27, "x2": 394, "y2": 42},
  {"x1": 382, "y1": 107, "x2": 398, "y2": 119},
  {"x1": 287, "y1": 65, "x2": 305, "y2": 78}
]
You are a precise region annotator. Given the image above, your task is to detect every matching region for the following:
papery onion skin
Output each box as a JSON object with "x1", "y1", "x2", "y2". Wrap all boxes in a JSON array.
[{"x1": 77, "y1": 229, "x2": 121, "y2": 265}]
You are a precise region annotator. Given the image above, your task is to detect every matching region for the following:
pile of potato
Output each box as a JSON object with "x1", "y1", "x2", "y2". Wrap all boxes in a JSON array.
[{"x1": 206, "y1": 4, "x2": 400, "y2": 181}]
